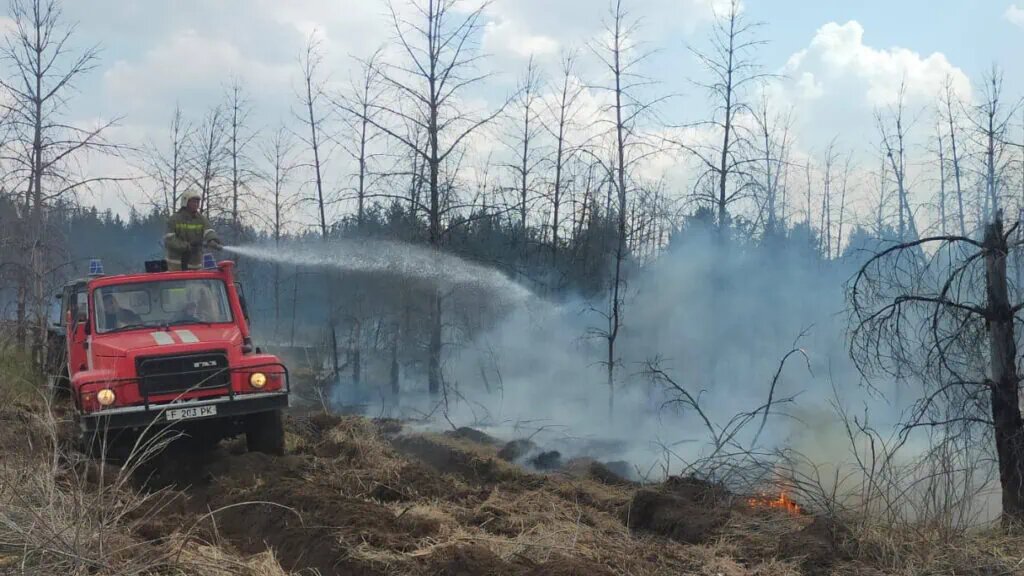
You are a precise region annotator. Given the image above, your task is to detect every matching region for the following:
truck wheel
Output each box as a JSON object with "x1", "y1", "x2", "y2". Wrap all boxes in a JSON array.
[{"x1": 245, "y1": 410, "x2": 285, "y2": 456}]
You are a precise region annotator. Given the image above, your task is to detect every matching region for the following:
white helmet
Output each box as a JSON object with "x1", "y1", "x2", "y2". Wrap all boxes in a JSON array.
[{"x1": 181, "y1": 190, "x2": 201, "y2": 208}]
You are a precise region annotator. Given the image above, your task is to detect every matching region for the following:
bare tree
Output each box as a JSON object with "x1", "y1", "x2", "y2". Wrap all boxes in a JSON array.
[
  {"x1": 934, "y1": 118, "x2": 949, "y2": 237},
  {"x1": 1014, "y1": 109, "x2": 1024, "y2": 214},
  {"x1": 543, "y1": 51, "x2": 585, "y2": 267},
  {"x1": 295, "y1": 34, "x2": 340, "y2": 378},
  {"x1": 588, "y1": 0, "x2": 659, "y2": 417},
  {"x1": 804, "y1": 157, "x2": 814, "y2": 228},
  {"x1": 502, "y1": 56, "x2": 545, "y2": 252},
  {"x1": 0, "y1": 0, "x2": 121, "y2": 360},
  {"x1": 679, "y1": 0, "x2": 766, "y2": 236},
  {"x1": 751, "y1": 93, "x2": 791, "y2": 237},
  {"x1": 835, "y1": 152, "x2": 853, "y2": 259},
  {"x1": 876, "y1": 82, "x2": 918, "y2": 242},
  {"x1": 871, "y1": 146, "x2": 892, "y2": 235},
  {"x1": 939, "y1": 77, "x2": 967, "y2": 236},
  {"x1": 630, "y1": 176, "x2": 675, "y2": 260},
  {"x1": 850, "y1": 214, "x2": 1024, "y2": 524},
  {"x1": 968, "y1": 67, "x2": 1019, "y2": 224},
  {"x1": 296, "y1": 34, "x2": 332, "y2": 240},
  {"x1": 1018, "y1": 109, "x2": 1024, "y2": 210},
  {"x1": 333, "y1": 48, "x2": 389, "y2": 392},
  {"x1": 337, "y1": 48, "x2": 387, "y2": 229},
  {"x1": 819, "y1": 138, "x2": 839, "y2": 257},
  {"x1": 225, "y1": 79, "x2": 259, "y2": 238},
  {"x1": 349, "y1": 0, "x2": 505, "y2": 396},
  {"x1": 144, "y1": 104, "x2": 192, "y2": 215},
  {"x1": 261, "y1": 125, "x2": 299, "y2": 327},
  {"x1": 193, "y1": 105, "x2": 228, "y2": 216},
  {"x1": 778, "y1": 150, "x2": 791, "y2": 231}
]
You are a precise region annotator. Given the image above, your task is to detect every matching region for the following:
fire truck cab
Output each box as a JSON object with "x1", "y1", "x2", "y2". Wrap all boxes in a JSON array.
[{"x1": 59, "y1": 258, "x2": 289, "y2": 456}]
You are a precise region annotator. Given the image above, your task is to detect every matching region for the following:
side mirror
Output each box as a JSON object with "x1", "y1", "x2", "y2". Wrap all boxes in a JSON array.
[
  {"x1": 235, "y1": 282, "x2": 250, "y2": 323},
  {"x1": 239, "y1": 294, "x2": 250, "y2": 323}
]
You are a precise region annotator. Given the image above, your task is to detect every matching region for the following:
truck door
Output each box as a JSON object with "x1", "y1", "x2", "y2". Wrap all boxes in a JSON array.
[{"x1": 67, "y1": 285, "x2": 89, "y2": 374}]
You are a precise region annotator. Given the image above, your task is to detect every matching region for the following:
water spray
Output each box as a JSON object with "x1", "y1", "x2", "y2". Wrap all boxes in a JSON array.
[{"x1": 222, "y1": 240, "x2": 533, "y2": 303}]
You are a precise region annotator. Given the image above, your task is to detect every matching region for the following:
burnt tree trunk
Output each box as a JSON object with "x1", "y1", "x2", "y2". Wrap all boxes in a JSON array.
[
  {"x1": 390, "y1": 321, "x2": 400, "y2": 398},
  {"x1": 330, "y1": 322, "x2": 340, "y2": 383},
  {"x1": 983, "y1": 217, "x2": 1024, "y2": 524},
  {"x1": 427, "y1": 77, "x2": 442, "y2": 397},
  {"x1": 351, "y1": 319, "x2": 362, "y2": 388},
  {"x1": 428, "y1": 289, "x2": 442, "y2": 396}
]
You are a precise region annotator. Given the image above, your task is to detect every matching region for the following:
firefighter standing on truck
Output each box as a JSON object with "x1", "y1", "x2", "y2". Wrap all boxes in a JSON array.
[{"x1": 164, "y1": 190, "x2": 223, "y2": 270}]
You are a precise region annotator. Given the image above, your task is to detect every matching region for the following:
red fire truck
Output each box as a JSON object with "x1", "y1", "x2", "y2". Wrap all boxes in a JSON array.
[{"x1": 57, "y1": 258, "x2": 289, "y2": 456}]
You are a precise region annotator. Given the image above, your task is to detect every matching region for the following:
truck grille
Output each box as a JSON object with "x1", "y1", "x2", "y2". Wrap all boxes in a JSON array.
[{"x1": 136, "y1": 351, "x2": 230, "y2": 397}]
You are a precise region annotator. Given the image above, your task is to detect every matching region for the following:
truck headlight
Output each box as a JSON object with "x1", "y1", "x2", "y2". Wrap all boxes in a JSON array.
[
  {"x1": 249, "y1": 373, "x2": 267, "y2": 388},
  {"x1": 97, "y1": 389, "x2": 116, "y2": 406}
]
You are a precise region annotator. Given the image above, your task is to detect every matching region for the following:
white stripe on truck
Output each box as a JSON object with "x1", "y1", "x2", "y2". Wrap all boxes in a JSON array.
[{"x1": 150, "y1": 332, "x2": 174, "y2": 345}]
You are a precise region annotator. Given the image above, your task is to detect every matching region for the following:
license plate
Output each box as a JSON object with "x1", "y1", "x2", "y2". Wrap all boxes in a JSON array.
[{"x1": 165, "y1": 405, "x2": 217, "y2": 421}]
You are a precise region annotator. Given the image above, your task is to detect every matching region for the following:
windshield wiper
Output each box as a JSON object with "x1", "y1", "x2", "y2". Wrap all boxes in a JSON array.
[
  {"x1": 165, "y1": 318, "x2": 216, "y2": 327},
  {"x1": 107, "y1": 322, "x2": 157, "y2": 333}
]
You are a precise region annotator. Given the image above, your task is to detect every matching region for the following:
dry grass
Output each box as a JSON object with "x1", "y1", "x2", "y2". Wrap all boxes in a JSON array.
[
  {"x1": 3, "y1": 395, "x2": 1024, "y2": 575},
  {"x1": 171, "y1": 534, "x2": 289, "y2": 576},
  {"x1": 838, "y1": 519, "x2": 1024, "y2": 575},
  {"x1": 323, "y1": 428, "x2": 803, "y2": 575},
  {"x1": 0, "y1": 350, "x2": 41, "y2": 405},
  {"x1": 334, "y1": 424, "x2": 1024, "y2": 576},
  {"x1": 188, "y1": 413, "x2": 1024, "y2": 576},
  {"x1": 0, "y1": 398, "x2": 298, "y2": 576}
]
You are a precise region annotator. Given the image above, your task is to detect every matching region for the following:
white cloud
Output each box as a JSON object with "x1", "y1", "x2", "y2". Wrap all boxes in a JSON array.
[
  {"x1": 762, "y1": 21, "x2": 976, "y2": 234},
  {"x1": 794, "y1": 71, "x2": 825, "y2": 100},
  {"x1": 104, "y1": 29, "x2": 292, "y2": 115},
  {"x1": 671, "y1": 0, "x2": 743, "y2": 33},
  {"x1": 685, "y1": 0, "x2": 740, "y2": 19},
  {"x1": 1007, "y1": 4, "x2": 1024, "y2": 27},
  {"x1": 482, "y1": 18, "x2": 559, "y2": 59},
  {"x1": 780, "y1": 21, "x2": 971, "y2": 108},
  {"x1": 252, "y1": 0, "x2": 391, "y2": 58}
]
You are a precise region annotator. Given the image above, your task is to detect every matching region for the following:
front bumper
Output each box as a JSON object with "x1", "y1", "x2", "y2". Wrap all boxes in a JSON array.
[{"x1": 79, "y1": 391, "x2": 289, "y2": 433}]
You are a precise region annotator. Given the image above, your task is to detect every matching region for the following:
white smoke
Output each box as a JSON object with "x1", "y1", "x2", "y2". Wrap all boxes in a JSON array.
[{"x1": 430, "y1": 229, "x2": 907, "y2": 475}]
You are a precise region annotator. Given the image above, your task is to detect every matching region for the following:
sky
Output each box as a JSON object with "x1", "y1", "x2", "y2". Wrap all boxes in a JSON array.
[{"x1": 21, "y1": 0, "x2": 1024, "y2": 229}]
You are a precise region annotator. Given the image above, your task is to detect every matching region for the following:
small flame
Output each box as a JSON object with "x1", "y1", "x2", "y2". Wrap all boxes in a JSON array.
[{"x1": 746, "y1": 491, "x2": 802, "y2": 515}]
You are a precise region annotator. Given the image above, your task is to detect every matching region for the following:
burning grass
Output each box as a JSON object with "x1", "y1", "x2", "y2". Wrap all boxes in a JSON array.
[{"x1": 745, "y1": 491, "x2": 803, "y2": 515}]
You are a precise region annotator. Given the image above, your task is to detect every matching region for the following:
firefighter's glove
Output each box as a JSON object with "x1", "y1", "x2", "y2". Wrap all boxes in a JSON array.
[{"x1": 208, "y1": 239, "x2": 224, "y2": 251}]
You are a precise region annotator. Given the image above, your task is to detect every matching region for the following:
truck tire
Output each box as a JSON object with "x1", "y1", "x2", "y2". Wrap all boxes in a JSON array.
[{"x1": 245, "y1": 410, "x2": 285, "y2": 456}]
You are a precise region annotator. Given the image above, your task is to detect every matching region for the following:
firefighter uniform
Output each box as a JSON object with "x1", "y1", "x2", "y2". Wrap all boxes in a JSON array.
[{"x1": 164, "y1": 208, "x2": 220, "y2": 270}]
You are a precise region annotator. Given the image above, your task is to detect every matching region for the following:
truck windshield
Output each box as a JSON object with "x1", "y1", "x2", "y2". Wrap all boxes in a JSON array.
[{"x1": 94, "y1": 279, "x2": 233, "y2": 334}]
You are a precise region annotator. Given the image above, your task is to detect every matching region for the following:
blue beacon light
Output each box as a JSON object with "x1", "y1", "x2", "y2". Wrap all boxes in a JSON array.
[
  {"x1": 202, "y1": 252, "x2": 217, "y2": 270},
  {"x1": 88, "y1": 259, "x2": 104, "y2": 276}
]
